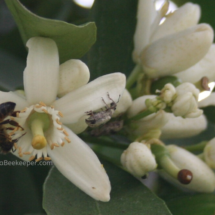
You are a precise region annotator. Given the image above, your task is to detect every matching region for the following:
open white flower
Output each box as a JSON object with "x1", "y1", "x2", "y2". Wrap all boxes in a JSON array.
[
  {"x1": 133, "y1": 1, "x2": 214, "y2": 78},
  {"x1": 1, "y1": 37, "x2": 126, "y2": 202}
]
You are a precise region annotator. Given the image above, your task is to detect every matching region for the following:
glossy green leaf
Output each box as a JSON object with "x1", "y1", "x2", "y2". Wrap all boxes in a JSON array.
[
  {"x1": 88, "y1": 0, "x2": 137, "y2": 80},
  {"x1": 43, "y1": 160, "x2": 172, "y2": 215},
  {"x1": 166, "y1": 194, "x2": 215, "y2": 215},
  {"x1": 5, "y1": 0, "x2": 96, "y2": 63},
  {"x1": 158, "y1": 178, "x2": 215, "y2": 215}
]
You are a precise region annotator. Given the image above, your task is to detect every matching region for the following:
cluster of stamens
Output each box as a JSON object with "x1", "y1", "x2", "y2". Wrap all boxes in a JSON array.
[{"x1": 13, "y1": 101, "x2": 71, "y2": 162}]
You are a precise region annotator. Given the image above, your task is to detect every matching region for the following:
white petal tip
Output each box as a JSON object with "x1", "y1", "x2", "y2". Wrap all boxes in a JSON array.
[{"x1": 90, "y1": 186, "x2": 111, "y2": 202}]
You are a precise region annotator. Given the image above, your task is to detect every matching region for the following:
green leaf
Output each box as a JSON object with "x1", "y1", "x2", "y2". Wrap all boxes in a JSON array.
[
  {"x1": 158, "y1": 178, "x2": 215, "y2": 215},
  {"x1": 0, "y1": 153, "x2": 49, "y2": 215},
  {"x1": 166, "y1": 194, "x2": 215, "y2": 215},
  {"x1": 88, "y1": 0, "x2": 137, "y2": 80},
  {"x1": 0, "y1": 49, "x2": 25, "y2": 90},
  {"x1": 43, "y1": 160, "x2": 172, "y2": 215},
  {"x1": 5, "y1": 0, "x2": 96, "y2": 63}
]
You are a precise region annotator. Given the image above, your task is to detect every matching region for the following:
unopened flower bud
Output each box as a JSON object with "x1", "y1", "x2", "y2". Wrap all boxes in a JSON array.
[
  {"x1": 176, "y1": 83, "x2": 199, "y2": 100},
  {"x1": 159, "y1": 83, "x2": 176, "y2": 103},
  {"x1": 141, "y1": 24, "x2": 213, "y2": 78},
  {"x1": 58, "y1": 59, "x2": 90, "y2": 97},
  {"x1": 160, "y1": 145, "x2": 215, "y2": 193},
  {"x1": 121, "y1": 142, "x2": 157, "y2": 177},
  {"x1": 172, "y1": 92, "x2": 203, "y2": 118},
  {"x1": 171, "y1": 83, "x2": 202, "y2": 118},
  {"x1": 204, "y1": 137, "x2": 215, "y2": 169}
]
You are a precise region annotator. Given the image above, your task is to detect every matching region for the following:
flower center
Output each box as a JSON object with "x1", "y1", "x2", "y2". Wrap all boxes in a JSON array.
[{"x1": 14, "y1": 101, "x2": 71, "y2": 161}]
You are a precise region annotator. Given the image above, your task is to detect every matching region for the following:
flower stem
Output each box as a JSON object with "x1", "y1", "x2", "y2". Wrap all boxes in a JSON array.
[
  {"x1": 184, "y1": 141, "x2": 207, "y2": 152},
  {"x1": 126, "y1": 64, "x2": 142, "y2": 90},
  {"x1": 159, "y1": 155, "x2": 179, "y2": 179}
]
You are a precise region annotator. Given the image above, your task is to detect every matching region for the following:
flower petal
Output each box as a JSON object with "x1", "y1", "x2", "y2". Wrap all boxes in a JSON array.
[
  {"x1": 141, "y1": 24, "x2": 214, "y2": 78},
  {"x1": 64, "y1": 115, "x2": 88, "y2": 134},
  {"x1": 0, "y1": 91, "x2": 28, "y2": 110},
  {"x1": 57, "y1": 59, "x2": 90, "y2": 97},
  {"x1": 47, "y1": 126, "x2": 111, "y2": 201},
  {"x1": 150, "y1": 1, "x2": 169, "y2": 39},
  {"x1": 11, "y1": 129, "x2": 33, "y2": 162},
  {"x1": 130, "y1": 110, "x2": 168, "y2": 137},
  {"x1": 151, "y1": 3, "x2": 201, "y2": 43},
  {"x1": 24, "y1": 37, "x2": 59, "y2": 105},
  {"x1": 175, "y1": 44, "x2": 215, "y2": 83},
  {"x1": 54, "y1": 73, "x2": 126, "y2": 124},
  {"x1": 133, "y1": 0, "x2": 156, "y2": 61},
  {"x1": 161, "y1": 113, "x2": 207, "y2": 139}
]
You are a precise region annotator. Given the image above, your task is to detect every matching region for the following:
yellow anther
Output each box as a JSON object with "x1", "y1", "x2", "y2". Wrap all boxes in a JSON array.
[
  {"x1": 44, "y1": 157, "x2": 52, "y2": 161},
  {"x1": 50, "y1": 105, "x2": 54, "y2": 109},
  {"x1": 42, "y1": 108, "x2": 49, "y2": 114},
  {"x1": 18, "y1": 147, "x2": 22, "y2": 153},
  {"x1": 31, "y1": 135, "x2": 47, "y2": 150},
  {"x1": 14, "y1": 143, "x2": 18, "y2": 149},
  {"x1": 57, "y1": 127, "x2": 63, "y2": 130},
  {"x1": 35, "y1": 105, "x2": 42, "y2": 108},
  {"x1": 63, "y1": 130, "x2": 69, "y2": 136},
  {"x1": 23, "y1": 152, "x2": 31, "y2": 155},
  {"x1": 58, "y1": 111, "x2": 64, "y2": 117},
  {"x1": 35, "y1": 157, "x2": 43, "y2": 162},
  {"x1": 21, "y1": 108, "x2": 27, "y2": 113},
  {"x1": 56, "y1": 119, "x2": 62, "y2": 125},
  {"x1": 61, "y1": 142, "x2": 65, "y2": 147},
  {"x1": 50, "y1": 143, "x2": 59, "y2": 150},
  {"x1": 29, "y1": 155, "x2": 35, "y2": 161},
  {"x1": 39, "y1": 101, "x2": 46, "y2": 106},
  {"x1": 65, "y1": 137, "x2": 71, "y2": 143}
]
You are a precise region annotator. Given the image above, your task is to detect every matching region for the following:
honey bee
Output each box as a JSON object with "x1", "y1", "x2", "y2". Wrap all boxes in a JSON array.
[
  {"x1": 0, "y1": 102, "x2": 24, "y2": 154},
  {"x1": 85, "y1": 93, "x2": 119, "y2": 128}
]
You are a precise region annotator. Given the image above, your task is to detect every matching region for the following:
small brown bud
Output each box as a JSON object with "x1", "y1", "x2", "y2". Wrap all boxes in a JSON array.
[
  {"x1": 177, "y1": 169, "x2": 193, "y2": 184},
  {"x1": 201, "y1": 77, "x2": 210, "y2": 91}
]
